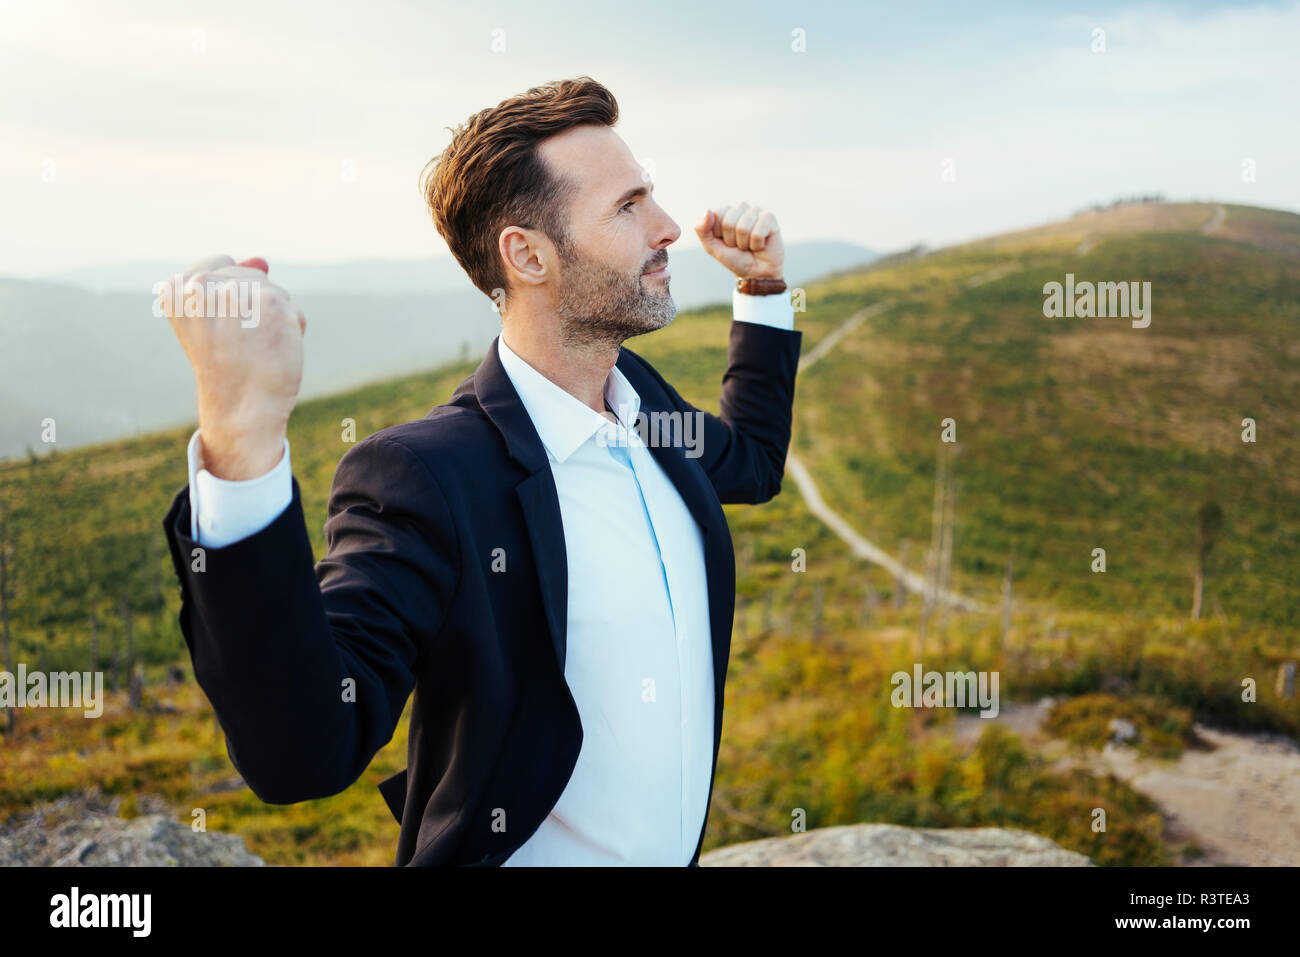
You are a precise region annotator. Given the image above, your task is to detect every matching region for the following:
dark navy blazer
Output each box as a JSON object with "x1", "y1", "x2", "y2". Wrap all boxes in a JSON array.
[{"x1": 163, "y1": 320, "x2": 802, "y2": 866}]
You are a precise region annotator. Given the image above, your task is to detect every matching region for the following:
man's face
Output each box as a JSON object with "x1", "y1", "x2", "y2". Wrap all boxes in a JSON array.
[{"x1": 536, "y1": 125, "x2": 682, "y2": 348}]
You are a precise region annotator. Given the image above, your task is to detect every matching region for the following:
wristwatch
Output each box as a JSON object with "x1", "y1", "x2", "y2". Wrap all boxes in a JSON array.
[{"x1": 736, "y1": 276, "x2": 787, "y2": 296}]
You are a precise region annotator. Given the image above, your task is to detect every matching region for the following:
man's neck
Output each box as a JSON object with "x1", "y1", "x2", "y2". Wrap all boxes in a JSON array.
[{"x1": 500, "y1": 320, "x2": 620, "y2": 416}]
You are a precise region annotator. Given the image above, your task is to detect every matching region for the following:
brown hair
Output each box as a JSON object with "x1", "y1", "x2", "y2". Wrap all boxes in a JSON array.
[{"x1": 420, "y1": 76, "x2": 620, "y2": 299}]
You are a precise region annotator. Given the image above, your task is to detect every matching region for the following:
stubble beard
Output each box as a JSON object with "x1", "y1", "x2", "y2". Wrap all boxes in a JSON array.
[{"x1": 553, "y1": 241, "x2": 677, "y2": 352}]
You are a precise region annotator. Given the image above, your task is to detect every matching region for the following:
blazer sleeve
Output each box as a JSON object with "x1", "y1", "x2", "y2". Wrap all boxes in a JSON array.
[
  {"x1": 626, "y1": 319, "x2": 802, "y2": 506},
  {"x1": 161, "y1": 432, "x2": 460, "y2": 804}
]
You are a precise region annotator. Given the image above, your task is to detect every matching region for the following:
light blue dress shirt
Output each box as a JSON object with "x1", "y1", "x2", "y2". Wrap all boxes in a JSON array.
[{"x1": 493, "y1": 333, "x2": 714, "y2": 864}]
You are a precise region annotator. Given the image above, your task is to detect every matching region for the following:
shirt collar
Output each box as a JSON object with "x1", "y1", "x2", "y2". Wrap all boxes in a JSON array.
[{"x1": 496, "y1": 335, "x2": 642, "y2": 464}]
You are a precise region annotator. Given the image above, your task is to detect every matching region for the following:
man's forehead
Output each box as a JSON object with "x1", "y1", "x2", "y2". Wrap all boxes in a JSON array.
[{"x1": 538, "y1": 126, "x2": 644, "y2": 200}]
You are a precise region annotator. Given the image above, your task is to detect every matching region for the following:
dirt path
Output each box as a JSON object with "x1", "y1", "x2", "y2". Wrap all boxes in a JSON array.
[
  {"x1": 783, "y1": 452, "x2": 987, "y2": 612},
  {"x1": 796, "y1": 302, "x2": 890, "y2": 372},
  {"x1": 953, "y1": 701, "x2": 1300, "y2": 865},
  {"x1": 785, "y1": 301, "x2": 988, "y2": 613},
  {"x1": 1075, "y1": 203, "x2": 1226, "y2": 252},
  {"x1": 1200, "y1": 203, "x2": 1227, "y2": 235},
  {"x1": 1091, "y1": 724, "x2": 1300, "y2": 865}
]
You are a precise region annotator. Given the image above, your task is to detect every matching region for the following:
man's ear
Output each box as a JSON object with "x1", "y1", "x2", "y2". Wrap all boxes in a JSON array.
[{"x1": 499, "y1": 226, "x2": 550, "y2": 289}]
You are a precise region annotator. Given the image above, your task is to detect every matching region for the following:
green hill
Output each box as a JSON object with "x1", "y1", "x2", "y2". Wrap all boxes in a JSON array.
[{"x1": 779, "y1": 201, "x2": 1300, "y2": 625}]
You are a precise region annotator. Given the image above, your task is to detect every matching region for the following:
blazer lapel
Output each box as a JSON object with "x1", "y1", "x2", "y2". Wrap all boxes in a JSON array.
[
  {"x1": 468, "y1": 336, "x2": 570, "y2": 674},
  {"x1": 514, "y1": 471, "x2": 569, "y2": 671}
]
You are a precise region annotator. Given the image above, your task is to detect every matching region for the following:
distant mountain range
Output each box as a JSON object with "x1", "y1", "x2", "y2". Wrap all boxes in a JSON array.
[
  {"x1": 0, "y1": 241, "x2": 876, "y2": 460},
  {"x1": 45, "y1": 240, "x2": 877, "y2": 308}
]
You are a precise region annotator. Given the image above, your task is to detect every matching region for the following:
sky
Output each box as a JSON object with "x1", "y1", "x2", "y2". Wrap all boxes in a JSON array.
[{"x1": 1, "y1": 0, "x2": 1297, "y2": 277}]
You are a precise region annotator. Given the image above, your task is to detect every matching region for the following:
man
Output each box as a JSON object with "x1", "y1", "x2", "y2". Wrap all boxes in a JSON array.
[{"x1": 161, "y1": 76, "x2": 802, "y2": 866}]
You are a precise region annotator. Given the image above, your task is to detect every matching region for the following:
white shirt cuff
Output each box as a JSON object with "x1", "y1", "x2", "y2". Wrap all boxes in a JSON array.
[
  {"x1": 732, "y1": 286, "x2": 795, "y2": 330},
  {"x1": 186, "y1": 429, "x2": 293, "y2": 548}
]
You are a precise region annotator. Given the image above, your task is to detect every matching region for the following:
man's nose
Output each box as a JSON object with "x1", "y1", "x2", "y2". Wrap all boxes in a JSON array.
[
  {"x1": 655, "y1": 217, "x2": 686, "y2": 252},
  {"x1": 660, "y1": 213, "x2": 682, "y2": 246}
]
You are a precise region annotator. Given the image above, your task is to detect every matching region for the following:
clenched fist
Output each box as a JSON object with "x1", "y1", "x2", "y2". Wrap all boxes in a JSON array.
[
  {"x1": 159, "y1": 254, "x2": 307, "y2": 480},
  {"x1": 694, "y1": 202, "x2": 784, "y2": 280}
]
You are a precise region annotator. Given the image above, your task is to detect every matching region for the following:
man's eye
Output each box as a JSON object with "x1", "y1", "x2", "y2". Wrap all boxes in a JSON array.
[{"x1": 620, "y1": 201, "x2": 634, "y2": 214}]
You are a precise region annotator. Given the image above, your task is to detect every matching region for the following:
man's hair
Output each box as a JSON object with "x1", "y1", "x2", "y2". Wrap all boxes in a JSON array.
[{"x1": 420, "y1": 76, "x2": 620, "y2": 299}]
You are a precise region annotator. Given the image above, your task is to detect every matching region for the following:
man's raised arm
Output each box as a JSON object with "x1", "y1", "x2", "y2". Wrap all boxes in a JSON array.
[
  {"x1": 627, "y1": 203, "x2": 803, "y2": 506},
  {"x1": 159, "y1": 256, "x2": 454, "y2": 803}
]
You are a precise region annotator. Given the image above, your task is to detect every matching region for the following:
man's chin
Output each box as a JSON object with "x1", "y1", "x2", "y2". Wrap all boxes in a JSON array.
[
  {"x1": 642, "y1": 301, "x2": 676, "y2": 332},
  {"x1": 611, "y1": 306, "x2": 674, "y2": 344}
]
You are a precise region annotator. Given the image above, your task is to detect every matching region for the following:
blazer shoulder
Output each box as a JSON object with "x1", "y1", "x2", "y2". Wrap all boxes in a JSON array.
[{"x1": 344, "y1": 402, "x2": 503, "y2": 489}]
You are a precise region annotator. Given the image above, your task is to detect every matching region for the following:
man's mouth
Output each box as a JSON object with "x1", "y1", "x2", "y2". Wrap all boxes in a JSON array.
[{"x1": 643, "y1": 263, "x2": 669, "y2": 279}]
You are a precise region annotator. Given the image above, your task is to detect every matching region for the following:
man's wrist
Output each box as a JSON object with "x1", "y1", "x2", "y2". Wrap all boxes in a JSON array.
[
  {"x1": 197, "y1": 425, "x2": 287, "y2": 480},
  {"x1": 188, "y1": 430, "x2": 293, "y2": 547}
]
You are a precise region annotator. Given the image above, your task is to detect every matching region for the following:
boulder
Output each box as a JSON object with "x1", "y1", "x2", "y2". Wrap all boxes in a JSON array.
[
  {"x1": 700, "y1": 823, "x2": 1093, "y2": 866},
  {"x1": 0, "y1": 795, "x2": 264, "y2": 867}
]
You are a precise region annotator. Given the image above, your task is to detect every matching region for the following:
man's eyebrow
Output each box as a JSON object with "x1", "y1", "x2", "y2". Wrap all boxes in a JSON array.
[{"x1": 612, "y1": 182, "x2": 654, "y2": 208}]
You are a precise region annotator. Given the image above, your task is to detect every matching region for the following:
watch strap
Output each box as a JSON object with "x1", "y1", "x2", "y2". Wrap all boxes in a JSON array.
[{"x1": 735, "y1": 276, "x2": 788, "y2": 296}]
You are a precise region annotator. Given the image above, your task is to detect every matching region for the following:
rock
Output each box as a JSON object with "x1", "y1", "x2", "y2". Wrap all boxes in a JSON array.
[
  {"x1": 0, "y1": 794, "x2": 264, "y2": 867},
  {"x1": 699, "y1": 823, "x2": 1093, "y2": 866},
  {"x1": 1109, "y1": 717, "x2": 1138, "y2": 744}
]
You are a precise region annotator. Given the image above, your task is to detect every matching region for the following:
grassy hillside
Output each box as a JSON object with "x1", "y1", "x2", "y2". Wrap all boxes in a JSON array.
[
  {"x1": 643, "y1": 201, "x2": 1300, "y2": 627},
  {"x1": 2, "y1": 200, "x2": 1297, "y2": 866}
]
